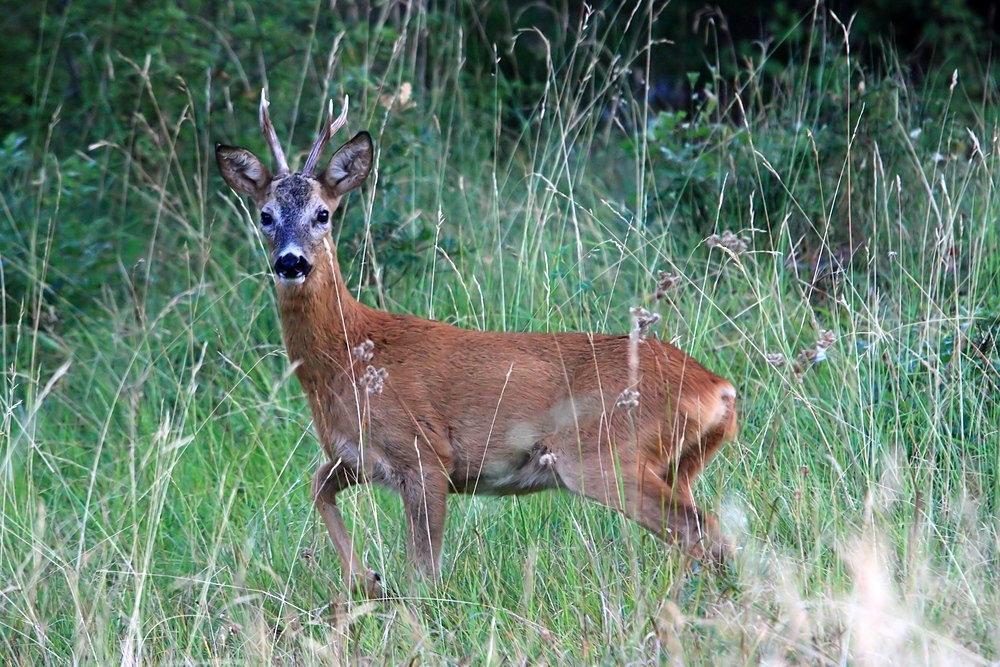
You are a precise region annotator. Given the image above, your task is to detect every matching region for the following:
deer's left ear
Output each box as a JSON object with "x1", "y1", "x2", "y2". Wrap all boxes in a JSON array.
[{"x1": 321, "y1": 132, "x2": 373, "y2": 198}]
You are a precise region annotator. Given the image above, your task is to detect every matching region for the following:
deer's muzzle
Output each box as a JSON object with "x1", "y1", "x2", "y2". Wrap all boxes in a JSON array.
[{"x1": 274, "y1": 250, "x2": 312, "y2": 283}]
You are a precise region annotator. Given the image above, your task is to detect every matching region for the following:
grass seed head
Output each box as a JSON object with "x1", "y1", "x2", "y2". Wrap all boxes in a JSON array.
[
  {"x1": 706, "y1": 230, "x2": 750, "y2": 255},
  {"x1": 360, "y1": 365, "x2": 388, "y2": 394},
  {"x1": 790, "y1": 330, "x2": 838, "y2": 372},
  {"x1": 538, "y1": 451, "x2": 557, "y2": 467},
  {"x1": 352, "y1": 339, "x2": 375, "y2": 363},
  {"x1": 655, "y1": 270, "x2": 681, "y2": 300},
  {"x1": 816, "y1": 329, "x2": 837, "y2": 351},
  {"x1": 617, "y1": 388, "x2": 640, "y2": 410},
  {"x1": 629, "y1": 306, "x2": 660, "y2": 341},
  {"x1": 765, "y1": 353, "x2": 787, "y2": 367},
  {"x1": 793, "y1": 348, "x2": 817, "y2": 373}
]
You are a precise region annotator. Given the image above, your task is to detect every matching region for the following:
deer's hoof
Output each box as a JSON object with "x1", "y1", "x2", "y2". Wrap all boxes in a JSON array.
[
  {"x1": 689, "y1": 531, "x2": 735, "y2": 579},
  {"x1": 351, "y1": 569, "x2": 386, "y2": 599}
]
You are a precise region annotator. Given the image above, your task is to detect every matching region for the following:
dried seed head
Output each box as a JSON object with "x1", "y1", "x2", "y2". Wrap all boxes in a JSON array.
[
  {"x1": 379, "y1": 81, "x2": 414, "y2": 110},
  {"x1": 359, "y1": 365, "x2": 388, "y2": 394},
  {"x1": 352, "y1": 339, "x2": 375, "y2": 363},
  {"x1": 803, "y1": 330, "x2": 837, "y2": 366},
  {"x1": 617, "y1": 388, "x2": 641, "y2": 409},
  {"x1": 817, "y1": 329, "x2": 837, "y2": 351},
  {"x1": 782, "y1": 330, "x2": 838, "y2": 373},
  {"x1": 654, "y1": 270, "x2": 681, "y2": 300},
  {"x1": 629, "y1": 306, "x2": 660, "y2": 341},
  {"x1": 765, "y1": 353, "x2": 787, "y2": 367},
  {"x1": 706, "y1": 230, "x2": 750, "y2": 255},
  {"x1": 793, "y1": 348, "x2": 818, "y2": 373},
  {"x1": 538, "y1": 451, "x2": 557, "y2": 467},
  {"x1": 812, "y1": 329, "x2": 837, "y2": 363}
]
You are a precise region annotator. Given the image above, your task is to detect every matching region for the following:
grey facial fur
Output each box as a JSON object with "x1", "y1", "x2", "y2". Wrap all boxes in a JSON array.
[{"x1": 261, "y1": 174, "x2": 330, "y2": 261}]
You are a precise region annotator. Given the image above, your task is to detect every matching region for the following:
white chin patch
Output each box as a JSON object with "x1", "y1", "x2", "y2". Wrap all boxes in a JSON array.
[{"x1": 278, "y1": 275, "x2": 307, "y2": 286}]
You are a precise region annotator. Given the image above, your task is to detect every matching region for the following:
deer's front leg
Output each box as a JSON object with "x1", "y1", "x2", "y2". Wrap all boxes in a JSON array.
[
  {"x1": 401, "y1": 466, "x2": 449, "y2": 582},
  {"x1": 311, "y1": 460, "x2": 382, "y2": 598}
]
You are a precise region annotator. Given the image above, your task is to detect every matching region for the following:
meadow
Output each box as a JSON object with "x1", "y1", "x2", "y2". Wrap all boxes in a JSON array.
[{"x1": 2, "y1": 2, "x2": 999, "y2": 664}]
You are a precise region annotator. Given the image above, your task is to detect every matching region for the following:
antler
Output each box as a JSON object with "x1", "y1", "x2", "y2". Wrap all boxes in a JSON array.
[
  {"x1": 259, "y1": 88, "x2": 290, "y2": 177},
  {"x1": 303, "y1": 95, "x2": 350, "y2": 176}
]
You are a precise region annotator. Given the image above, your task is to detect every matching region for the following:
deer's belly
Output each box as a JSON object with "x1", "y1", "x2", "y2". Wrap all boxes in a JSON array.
[
  {"x1": 451, "y1": 442, "x2": 563, "y2": 495},
  {"x1": 323, "y1": 434, "x2": 407, "y2": 489}
]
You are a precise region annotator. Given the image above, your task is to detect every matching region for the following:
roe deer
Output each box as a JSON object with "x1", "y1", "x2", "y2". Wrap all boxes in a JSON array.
[{"x1": 216, "y1": 92, "x2": 738, "y2": 596}]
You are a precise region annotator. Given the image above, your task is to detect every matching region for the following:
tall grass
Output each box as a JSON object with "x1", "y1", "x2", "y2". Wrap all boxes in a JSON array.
[{"x1": 2, "y1": 2, "x2": 999, "y2": 664}]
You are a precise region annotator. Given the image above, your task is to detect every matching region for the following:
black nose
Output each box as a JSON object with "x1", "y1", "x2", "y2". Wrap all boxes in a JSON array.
[{"x1": 274, "y1": 252, "x2": 312, "y2": 280}]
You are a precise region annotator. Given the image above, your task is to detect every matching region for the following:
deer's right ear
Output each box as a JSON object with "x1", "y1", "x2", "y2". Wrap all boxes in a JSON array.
[{"x1": 216, "y1": 144, "x2": 272, "y2": 199}]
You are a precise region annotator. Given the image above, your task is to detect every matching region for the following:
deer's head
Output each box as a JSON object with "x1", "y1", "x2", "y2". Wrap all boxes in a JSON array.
[{"x1": 216, "y1": 92, "x2": 373, "y2": 284}]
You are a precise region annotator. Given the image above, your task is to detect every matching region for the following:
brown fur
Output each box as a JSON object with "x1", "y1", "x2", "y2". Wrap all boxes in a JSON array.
[{"x1": 216, "y1": 106, "x2": 738, "y2": 596}]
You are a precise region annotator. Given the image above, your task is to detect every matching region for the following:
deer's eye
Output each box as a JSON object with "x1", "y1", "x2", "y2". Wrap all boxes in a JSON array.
[
  {"x1": 316, "y1": 209, "x2": 329, "y2": 225},
  {"x1": 261, "y1": 211, "x2": 274, "y2": 227}
]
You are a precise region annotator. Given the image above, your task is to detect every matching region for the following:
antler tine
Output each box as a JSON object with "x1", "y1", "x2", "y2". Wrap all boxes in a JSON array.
[
  {"x1": 259, "y1": 88, "x2": 290, "y2": 177},
  {"x1": 303, "y1": 95, "x2": 350, "y2": 176},
  {"x1": 330, "y1": 94, "x2": 350, "y2": 135}
]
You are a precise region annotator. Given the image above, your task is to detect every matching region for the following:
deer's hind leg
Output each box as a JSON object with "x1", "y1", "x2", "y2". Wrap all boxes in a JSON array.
[
  {"x1": 665, "y1": 388, "x2": 737, "y2": 508},
  {"x1": 631, "y1": 464, "x2": 726, "y2": 563},
  {"x1": 312, "y1": 459, "x2": 383, "y2": 598},
  {"x1": 560, "y1": 455, "x2": 725, "y2": 563}
]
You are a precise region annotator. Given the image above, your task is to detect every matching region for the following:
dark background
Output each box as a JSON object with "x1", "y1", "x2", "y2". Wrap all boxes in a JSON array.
[{"x1": 1, "y1": 0, "x2": 996, "y2": 140}]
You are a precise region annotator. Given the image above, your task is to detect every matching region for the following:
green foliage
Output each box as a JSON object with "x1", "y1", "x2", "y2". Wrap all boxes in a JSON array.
[{"x1": 0, "y1": 132, "x2": 141, "y2": 327}]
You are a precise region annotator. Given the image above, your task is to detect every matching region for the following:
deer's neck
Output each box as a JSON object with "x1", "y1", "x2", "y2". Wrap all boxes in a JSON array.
[{"x1": 276, "y1": 248, "x2": 365, "y2": 376}]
